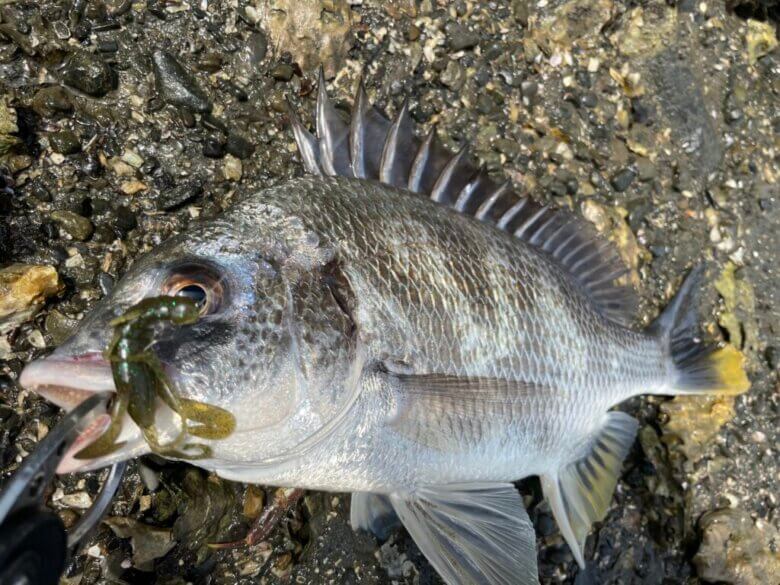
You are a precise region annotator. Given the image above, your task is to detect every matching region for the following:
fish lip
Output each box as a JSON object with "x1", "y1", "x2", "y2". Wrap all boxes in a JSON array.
[{"x1": 19, "y1": 352, "x2": 115, "y2": 410}]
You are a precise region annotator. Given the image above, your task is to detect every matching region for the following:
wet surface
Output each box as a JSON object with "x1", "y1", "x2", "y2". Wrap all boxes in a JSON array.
[{"x1": 0, "y1": 0, "x2": 778, "y2": 583}]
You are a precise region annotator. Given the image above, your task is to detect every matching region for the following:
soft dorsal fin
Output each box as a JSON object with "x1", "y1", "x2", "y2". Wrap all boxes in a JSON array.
[{"x1": 288, "y1": 72, "x2": 637, "y2": 325}]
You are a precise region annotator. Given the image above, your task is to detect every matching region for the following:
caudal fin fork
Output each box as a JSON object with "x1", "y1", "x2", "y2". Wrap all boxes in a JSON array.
[{"x1": 651, "y1": 264, "x2": 750, "y2": 396}]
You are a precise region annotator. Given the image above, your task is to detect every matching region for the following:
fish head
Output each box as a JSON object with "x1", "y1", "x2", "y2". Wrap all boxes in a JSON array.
[{"x1": 20, "y1": 204, "x2": 358, "y2": 474}]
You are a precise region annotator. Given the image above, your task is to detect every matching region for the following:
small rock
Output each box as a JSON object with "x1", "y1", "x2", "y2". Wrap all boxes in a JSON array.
[
  {"x1": 120, "y1": 181, "x2": 147, "y2": 195},
  {"x1": 441, "y1": 60, "x2": 465, "y2": 90},
  {"x1": 50, "y1": 210, "x2": 94, "y2": 241},
  {"x1": 610, "y1": 167, "x2": 637, "y2": 192},
  {"x1": 635, "y1": 157, "x2": 657, "y2": 182},
  {"x1": 32, "y1": 87, "x2": 73, "y2": 117},
  {"x1": 60, "y1": 491, "x2": 92, "y2": 509},
  {"x1": 222, "y1": 155, "x2": 242, "y2": 181},
  {"x1": 152, "y1": 50, "x2": 212, "y2": 113},
  {"x1": 49, "y1": 130, "x2": 81, "y2": 155},
  {"x1": 270, "y1": 63, "x2": 294, "y2": 81},
  {"x1": 226, "y1": 133, "x2": 254, "y2": 159},
  {"x1": 203, "y1": 134, "x2": 226, "y2": 158},
  {"x1": 157, "y1": 180, "x2": 204, "y2": 211},
  {"x1": 61, "y1": 51, "x2": 117, "y2": 97},
  {"x1": 446, "y1": 23, "x2": 480, "y2": 51},
  {"x1": 0, "y1": 265, "x2": 61, "y2": 328},
  {"x1": 104, "y1": 517, "x2": 176, "y2": 572},
  {"x1": 121, "y1": 149, "x2": 144, "y2": 168},
  {"x1": 114, "y1": 205, "x2": 137, "y2": 233}
]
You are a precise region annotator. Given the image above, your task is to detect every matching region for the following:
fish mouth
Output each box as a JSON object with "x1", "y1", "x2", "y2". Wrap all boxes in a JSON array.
[{"x1": 19, "y1": 352, "x2": 149, "y2": 474}]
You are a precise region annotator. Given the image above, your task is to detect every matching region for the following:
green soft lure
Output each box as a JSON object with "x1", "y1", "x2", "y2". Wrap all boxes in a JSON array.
[{"x1": 75, "y1": 296, "x2": 236, "y2": 460}]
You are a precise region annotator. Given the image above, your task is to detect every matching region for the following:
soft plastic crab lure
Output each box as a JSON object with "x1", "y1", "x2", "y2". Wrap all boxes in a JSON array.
[{"x1": 76, "y1": 296, "x2": 236, "y2": 460}]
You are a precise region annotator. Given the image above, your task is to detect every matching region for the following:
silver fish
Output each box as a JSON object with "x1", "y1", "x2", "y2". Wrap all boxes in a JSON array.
[{"x1": 19, "y1": 73, "x2": 749, "y2": 584}]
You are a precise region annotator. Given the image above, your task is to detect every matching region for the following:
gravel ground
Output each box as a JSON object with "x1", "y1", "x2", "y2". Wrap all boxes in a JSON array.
[{"x1": 0, "y1": 1, "x2": 778, "y2": 584}]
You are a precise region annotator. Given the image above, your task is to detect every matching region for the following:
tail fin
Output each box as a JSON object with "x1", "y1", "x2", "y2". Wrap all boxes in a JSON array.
[{"x1": 650, "y1": 265, "x2": 749, "y2": 396}]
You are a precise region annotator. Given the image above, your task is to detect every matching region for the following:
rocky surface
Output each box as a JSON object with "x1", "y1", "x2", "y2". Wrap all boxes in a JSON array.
[{"x1": 0, "y1": 0, "x2": 778, "y2": 583}]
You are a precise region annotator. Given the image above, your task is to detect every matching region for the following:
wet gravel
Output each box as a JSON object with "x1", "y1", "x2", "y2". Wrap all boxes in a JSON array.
[{"x1": 1, "y1": 0, "x2": 778, "y2": 583}]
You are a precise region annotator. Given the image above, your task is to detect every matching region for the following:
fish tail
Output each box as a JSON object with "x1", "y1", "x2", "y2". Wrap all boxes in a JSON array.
[{"x1": 650, "y1": 264, "x2": 750, "y2": 396}]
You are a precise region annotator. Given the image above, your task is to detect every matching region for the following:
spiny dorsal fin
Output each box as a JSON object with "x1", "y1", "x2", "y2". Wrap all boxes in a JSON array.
[
  {"x1": 541, "y1": 412, "x2": 638, "y2": 568},
  {"x1": 289, "y1": 74, "x2": 637, "y2": 325}
]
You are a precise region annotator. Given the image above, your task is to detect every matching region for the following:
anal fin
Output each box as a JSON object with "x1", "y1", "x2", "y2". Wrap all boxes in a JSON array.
[
  {"x1": 541, "y1": 411, "x2": 638, "y2": 568},
  {"x1": 350, "y1": 492, "x2": 399, "y2": 540},
  {"x1": 390, "y1": 483, "x2": 539, "y2": 585}
]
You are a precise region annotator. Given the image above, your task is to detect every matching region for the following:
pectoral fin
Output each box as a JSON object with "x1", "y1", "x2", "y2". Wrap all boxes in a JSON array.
[
  {"x1": 390, "y1": 483, "x2": 540, "y2": 585},
  {"x1": 350, "y1": 492, "x2": 399, "y2": 540},
  {"x1": 541, "y1": 411, "x2": 638, "y2": 568}
]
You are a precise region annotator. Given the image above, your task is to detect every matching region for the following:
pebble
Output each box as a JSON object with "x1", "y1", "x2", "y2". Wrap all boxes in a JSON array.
[
  {"x1": 60, "y1": 491, "x2": 93, "y2": 509},
  {"x1": 50, "y1": 210, "x2": 94, "y2": 241},
  {"x1": 270, "y1": 63, "x2": 294, "y2": 81},
  {"x1": 121, "y1": 149, "x2": 144, "y2": 168},
  {"x1": 203, "y1": 134, "x2": 226, "y2": 158},
  {"x1": 61, "y1": 51, "x2": 117, "y2": 97},
  {"x1": 157, "y1": 180, "x2": 203, "y2": 211},
  {"x1": 120, "y1": 180, "x2": 147, "y2": 195},
  {"x1": 113, "y1": 205, "x2": 136, "y2": 234},
  {"x1": 0, "y1": 264, "x2": 61, "y2": 323},
  {"x1": 635, "y1": 157, "x2": 657, "y2": 182},
  {"x1": 446, "y1": 23, "x2": 480, "y2": 51},
  {"x1": 49, "y1": 130, "x2": 81, "y2": 155},
  {"x1": 610, "y1": 168, "x2": 637, "y2": 192},
  {"x1": 32, "y1": 87, "x2": 73, "y2": 117},
  {"x1": 152, "y1": 50, "x2": 212, "y2": 113},
  {"x1": 441, "y1": 60, "x2": 465, "y2": 90},
  {"x1": 226, "y1": 133, "x2": 254, "y2": 159},
  {"x1": 223, "y1": 155, "x2": 243, "y2": 181}
]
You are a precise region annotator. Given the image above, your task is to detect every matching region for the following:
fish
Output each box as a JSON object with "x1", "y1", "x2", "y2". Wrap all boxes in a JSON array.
[{"x1": 18, "y1": 72, "x2": 749, "y2": 584}]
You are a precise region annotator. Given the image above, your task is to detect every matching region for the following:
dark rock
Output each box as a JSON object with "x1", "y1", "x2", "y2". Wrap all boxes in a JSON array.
[
  {"x1": 630, "y1": 99, "x2": 654, "y2": 125},
  {"x1": 610, "y1": 168, "x2": 637, "y2": 192},
  {"x1": 61, "y1": 51, "x2": 117, "y2": 97},
  {"x1": 157, "y1": 180, "x2": 203, "y2": 211},
  {"x1": 50, "y1": 210, "x2": 93, "y2": 240},
  {"x1": 446, "y1": 23, "x2": 480, "y2": 51},
  {"x1": 203, "y1": 134, "x2": 226, "y2": 158},
  {"x1": 114, "y1": 205, "x2": 137, "y2": 233},
  {"x1": 225, "y1": 133, "x2": 253, "y2": 159},
  {"x1": 49, "y1": 130, "x2": 81, "y2": 155},
  {"x1": 579, "y1": 93, "x2": 598, "y2": 108},
  {"x1": 152, "y1": 50, "x2": 212, "y2": 113},
  {"x1": 32, "y1": 86, "x2": 73, "y2": 117},
  {"x1": 270, "y1": 63, "x2": 294, "y2": 81}
]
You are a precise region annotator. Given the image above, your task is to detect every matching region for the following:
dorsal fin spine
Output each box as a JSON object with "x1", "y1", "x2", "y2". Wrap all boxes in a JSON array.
[
  {"x1": 350, "y1": 79, "x2": 369, "y2": 178},
  {"x1": 408, "y1": 129, "x2": 434, "y2": 193},
  {"x1": 431, "y1": 145, "x2": 470, "y2": 203},
  {"x1": 291, "y1": 76, "x2": 639, "y2": 326}
]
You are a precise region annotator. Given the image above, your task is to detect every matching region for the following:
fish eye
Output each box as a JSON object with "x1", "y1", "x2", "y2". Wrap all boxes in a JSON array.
[
  {"x1": 162, "y1": 264, "x2": 224, "y2": 315},
  {"x1": 175, "y1": 284, "x2": 208, "y2": 308}
]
